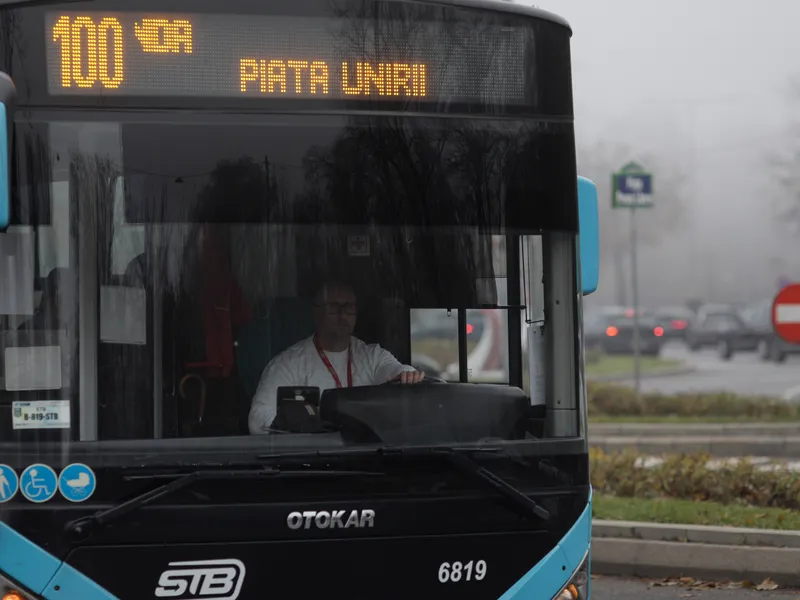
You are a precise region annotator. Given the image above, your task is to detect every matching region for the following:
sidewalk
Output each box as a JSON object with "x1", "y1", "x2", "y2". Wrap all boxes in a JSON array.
[{"x1": 592, "y1": 520, "x2": 800, "y2": 586}]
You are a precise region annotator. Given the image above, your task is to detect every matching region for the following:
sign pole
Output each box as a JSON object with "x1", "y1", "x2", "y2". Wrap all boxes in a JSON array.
[
  {"x1": 630, "y1": 197, "x2": 640, "y2": 399},
  {"x1": 612, "y1": 161, "x2": 652, "y2": 403}
]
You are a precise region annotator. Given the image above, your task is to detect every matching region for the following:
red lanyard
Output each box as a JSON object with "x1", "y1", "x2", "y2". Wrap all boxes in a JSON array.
[{"x1": 313, "y1": 336, "x2": 352, "y2": 388}]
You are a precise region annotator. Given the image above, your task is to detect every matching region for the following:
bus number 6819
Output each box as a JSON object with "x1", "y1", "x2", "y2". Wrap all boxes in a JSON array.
[{"x1": 438, "y1": 560, "x2": 487, "y2": 583}]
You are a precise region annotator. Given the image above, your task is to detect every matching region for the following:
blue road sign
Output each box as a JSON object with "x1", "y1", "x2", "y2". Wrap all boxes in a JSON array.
[
  {"x1": 612, "y1": 163, "x2": 654, "y2": 209},
  {"x1": 0, "y1": 464, "x2": 19, "y2": 503},
  {"x1": 58, "y1": 463, "x2": 97, "y2": 503},
  {"x1": 19, "y1": 463, "x2": 58, "y2": 503},
  {"x1": 615, "y1": 173, "x2": 652, "y2": 195}
]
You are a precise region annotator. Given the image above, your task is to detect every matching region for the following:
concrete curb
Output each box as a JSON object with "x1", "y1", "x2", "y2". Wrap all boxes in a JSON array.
[
  {"x1": 591, "y1": 539, "x2": 800, "y2": 586},
  {"x1": 593, "y1": 520, "x2": 800, "y2": 548},
  {"x1": 586, "y1": 366, "x2": 695, "y2": 384},
  {"x1": 591, "y1": 521, "x2": 800, "y2": 586},
  {"x1": 590, "y1": 435, "x2": 800, "y2": 458},
  {"x1": 589, "y1": 423, "x2": 800, "y2": 437}
]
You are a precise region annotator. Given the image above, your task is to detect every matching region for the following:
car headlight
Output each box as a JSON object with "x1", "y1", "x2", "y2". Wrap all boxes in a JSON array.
[
  {"x1": 0, "y1": 572, "x2": 38, "y2": 600},
  {"x1": 552, "y1": 551, "x2": 589, "y2": 600}
]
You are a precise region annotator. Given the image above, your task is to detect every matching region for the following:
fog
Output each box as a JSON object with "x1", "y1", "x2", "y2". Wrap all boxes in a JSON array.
[{"x1": 531, "y1": 0, "x2": 800, "y2": 309}]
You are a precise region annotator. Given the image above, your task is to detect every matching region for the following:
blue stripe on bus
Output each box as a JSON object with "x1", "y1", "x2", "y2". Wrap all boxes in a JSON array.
[
  {"x1": 497, "y1": 488, "x2": 592, "y2": 600},
  {"x1": 0, "y1": 521, "x2": 117, "y2": 600},
  {"x1": 42, "y1": 561, "x2": 119, "y2": 600},
  {"x1": 0, "y1": 521, "x2": 61, "y2": 594}
]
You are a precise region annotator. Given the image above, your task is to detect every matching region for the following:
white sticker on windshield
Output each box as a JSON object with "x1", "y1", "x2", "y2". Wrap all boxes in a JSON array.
[
  {"x1": 12, "y1": 400, "x2": 71, "y2": 430},
  {"x1": 100, "y1": 286, "x2": 147, "y2": 345},
  {"x1": 0, "y1": 227, "x2": 35, "y2": 316},
  {"x1": 527, "y1": 325, "x2": 546, "y2": 406},
  {"x1": 4, "y1": 346, "x2": 62, "y2": 390}
]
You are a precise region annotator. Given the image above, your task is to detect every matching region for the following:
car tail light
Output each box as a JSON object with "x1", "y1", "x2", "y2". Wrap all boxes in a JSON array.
[
  {"x1": 466, "y1": 324, "x2": 474, "y2": 334},
  {"x1": 654, "y1": 327, "x2": 664, "y2": 337},
  {"x1": 605, "y1": 326, "x2": 618, "y2": 337},
  {"x1": 671, "y1": 319, "x2": 688, "y2": 329}
]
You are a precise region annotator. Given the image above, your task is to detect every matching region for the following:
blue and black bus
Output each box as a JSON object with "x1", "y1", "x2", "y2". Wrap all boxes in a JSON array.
[{"x1": 0, "y1": 0, "x2": 600, "y2": 597}]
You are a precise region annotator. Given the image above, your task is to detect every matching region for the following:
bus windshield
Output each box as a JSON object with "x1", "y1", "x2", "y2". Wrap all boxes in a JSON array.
[{"x1": 2, "y1": 114, "x2": 579, "y2": 452}]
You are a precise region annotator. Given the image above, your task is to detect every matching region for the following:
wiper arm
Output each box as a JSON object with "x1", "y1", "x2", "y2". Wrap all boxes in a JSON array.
[
  {"x1": 378, "y1": 446, "x2": 551, "y2": 521},
  {"x1": 257, "y1": 445, "x2": 550, "y2": 521},
  {"x1": 66, "y1": 467, "x2": 382, "y2": 540}
]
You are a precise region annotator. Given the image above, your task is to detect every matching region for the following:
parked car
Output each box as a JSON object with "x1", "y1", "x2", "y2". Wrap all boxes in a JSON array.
[
  {"x1": 652, "y1": 306, "x2": 693, "y2": 341},
  {"x1": 583, "y1": 310, "x2": 664, "y2": 356},
  {"x1": 738, "y1": 299, "x2": 800, "y2": 363},
  {"x1": 684, "y1": 304, "x2": 760, "y2": 358}
]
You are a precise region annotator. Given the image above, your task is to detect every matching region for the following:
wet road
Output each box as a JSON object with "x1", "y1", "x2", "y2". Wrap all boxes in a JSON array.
[
  {"x1": 592, "y1": 576, "x2": 800, "y2": 599},
  {"x1": 613, "y1": 343, "x2": 800, "y2": 400}
]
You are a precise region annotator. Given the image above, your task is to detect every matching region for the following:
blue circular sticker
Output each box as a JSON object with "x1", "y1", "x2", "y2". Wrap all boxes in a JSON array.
[
  {"x1": 58, "y1": 463, "x2": 96, "y2": 503},
  {"x1": 0, "y1": 464, "x2": 19, "y2": 503},
  {"x1": 19, "y1": 464, "x2": 58, "y2": 503}
]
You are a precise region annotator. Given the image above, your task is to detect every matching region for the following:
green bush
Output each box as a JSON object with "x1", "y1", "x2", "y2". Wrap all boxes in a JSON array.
[
  {"x1": 589, "y1": 448, "x2": 800, "y2": 511},
  {"x1": 586, "y1": 382, "x2": 800, "y2": 420}
]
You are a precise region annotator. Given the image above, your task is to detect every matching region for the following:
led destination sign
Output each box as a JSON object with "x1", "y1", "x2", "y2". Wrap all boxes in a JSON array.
[{"x1": 45, "y1": 12, "x2": 528, "y2": 102}]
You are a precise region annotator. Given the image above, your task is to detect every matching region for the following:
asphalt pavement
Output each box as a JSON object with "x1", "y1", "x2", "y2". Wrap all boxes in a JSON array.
[
  {"x1": 592, "y1": 576, "x2": 800, "y2": 599},
  {"x1": 613, "y1": 342, "x2": 800, "y2": 399}
]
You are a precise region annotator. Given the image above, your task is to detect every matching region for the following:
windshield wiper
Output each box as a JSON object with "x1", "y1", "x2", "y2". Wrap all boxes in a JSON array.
[
  {"x1": 258, "y1": 445, "x2": 550, "y2": 521},
  {"x1": 65, "y1": 467, "x2": 382, "y2": 540},
  {"x1": 380, "y1": 446, "x2": 551, "y2": 521}
]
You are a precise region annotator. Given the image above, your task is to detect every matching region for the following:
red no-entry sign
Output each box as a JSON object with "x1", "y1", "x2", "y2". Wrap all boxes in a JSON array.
[{"x1": 772, "y1": 283, "x2": 800, "y2": 344}]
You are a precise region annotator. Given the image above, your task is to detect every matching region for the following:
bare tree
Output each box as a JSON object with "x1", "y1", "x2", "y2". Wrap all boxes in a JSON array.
[{"x1": 766, "y1": 77, "x2": 800, "y2": 238}]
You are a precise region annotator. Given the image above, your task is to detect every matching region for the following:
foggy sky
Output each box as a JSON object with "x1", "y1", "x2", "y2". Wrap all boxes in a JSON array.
[{"x1": 532, "y1": 0, "x2": 800, "y2": 307}]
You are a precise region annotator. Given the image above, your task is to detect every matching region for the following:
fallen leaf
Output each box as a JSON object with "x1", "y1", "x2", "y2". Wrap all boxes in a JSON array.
[{"x1": 756, "y1": 577, "x2": 779, "y2": 591}]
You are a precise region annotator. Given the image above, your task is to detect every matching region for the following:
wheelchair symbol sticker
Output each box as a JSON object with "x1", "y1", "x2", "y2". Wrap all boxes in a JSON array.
[
  {"x1": 0, "y1": 464, "x2": 19, "y2": 503},
  {"x1": 58, "y1": 463, "x2": 96, "y2": 503},
  {"x1": 19, "y1": 464, "x2": 58, "y2": 503}
]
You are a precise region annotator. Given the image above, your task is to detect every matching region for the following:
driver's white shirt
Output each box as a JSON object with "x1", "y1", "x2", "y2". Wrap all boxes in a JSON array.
[{"x1": 248, "y1": 335, "x2": 415, "y2": 434}]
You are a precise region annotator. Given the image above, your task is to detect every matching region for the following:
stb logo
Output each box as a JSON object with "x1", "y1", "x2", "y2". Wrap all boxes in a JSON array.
[{"x1": 155, "y1": 559, "x2": 246, "y2": 600}]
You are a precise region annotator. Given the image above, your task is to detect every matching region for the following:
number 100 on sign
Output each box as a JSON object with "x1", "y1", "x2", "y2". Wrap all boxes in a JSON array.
[{"x1": 51, "y1": 15, "x2": 193, "y2": 90}]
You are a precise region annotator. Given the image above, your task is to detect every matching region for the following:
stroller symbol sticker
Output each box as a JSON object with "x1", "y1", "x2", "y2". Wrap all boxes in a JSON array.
[{"x1": 58, "y1": 463, "x2": 96, "y2": 503}]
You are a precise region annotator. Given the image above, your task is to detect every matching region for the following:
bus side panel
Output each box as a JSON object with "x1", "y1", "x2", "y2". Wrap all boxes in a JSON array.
[
  {"x1": 497, "y1": 489, "x2": 591, "y2": 599},
  {"x1": 0, "y1": 522, "x2": 117, "y2": 600}
]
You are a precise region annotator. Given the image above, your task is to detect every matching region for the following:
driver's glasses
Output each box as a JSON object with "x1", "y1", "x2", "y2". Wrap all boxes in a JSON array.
[{"x1": 318, "y1": 302, "x2": 357, "y2": 315}]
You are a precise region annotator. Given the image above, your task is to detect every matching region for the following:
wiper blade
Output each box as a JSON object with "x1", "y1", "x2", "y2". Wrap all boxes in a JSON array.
[
  {"x1": 379, "y1": 446, "x2": 551, "y2": 521},
  {"x1": 66, "y1": 467, "x2": 381, "y2": 540},
  {"x1": 258, "y1": 445, "x2": 550, "y2": 521}
]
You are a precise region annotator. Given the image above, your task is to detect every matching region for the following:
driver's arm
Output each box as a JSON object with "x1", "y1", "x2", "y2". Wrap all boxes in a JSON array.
[{"x1": 369, "y1": 343, "x2": 417, "y2": 383}]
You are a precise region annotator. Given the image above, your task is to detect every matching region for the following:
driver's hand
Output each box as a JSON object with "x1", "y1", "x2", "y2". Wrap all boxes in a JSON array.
[{"x1": 391, "y1": 370, "x2": 425, "y2": 384}]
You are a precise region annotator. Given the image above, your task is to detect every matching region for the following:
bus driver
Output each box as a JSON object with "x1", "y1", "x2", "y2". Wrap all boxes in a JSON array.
[{"x1": 248, "y1": 281, "x2": 425, "y2": 434}]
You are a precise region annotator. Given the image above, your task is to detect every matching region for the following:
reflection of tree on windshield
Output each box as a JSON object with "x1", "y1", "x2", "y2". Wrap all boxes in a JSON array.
[
  {"x1": 297, "y1": 116, "x2": 530, "y2": 305},
  {"x1": 196, "y1": 157, "x2": 275, "y2": 222}
]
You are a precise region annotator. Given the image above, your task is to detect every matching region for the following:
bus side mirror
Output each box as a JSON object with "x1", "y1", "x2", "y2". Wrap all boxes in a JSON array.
[
  {"x1": 577, "y1": 176, "x2": 599, "y2": 295},
  {"x1": 0, "y1": 73, "x2": 16, "y2": 230}
]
